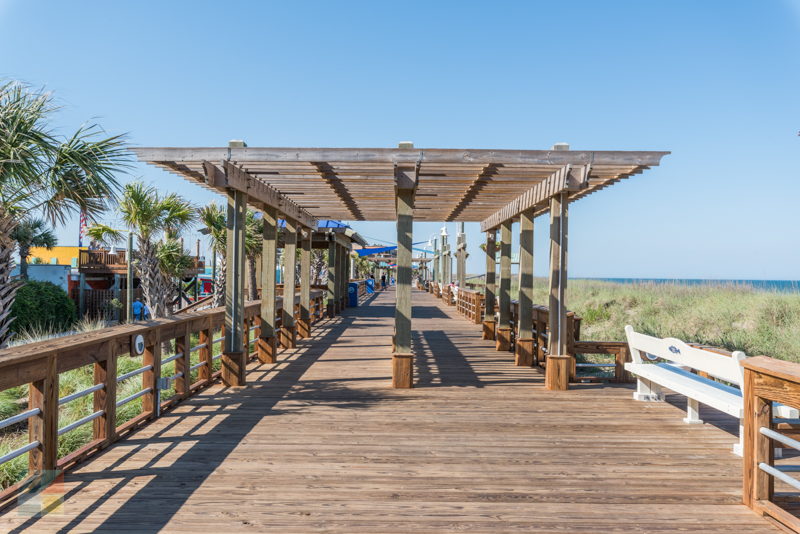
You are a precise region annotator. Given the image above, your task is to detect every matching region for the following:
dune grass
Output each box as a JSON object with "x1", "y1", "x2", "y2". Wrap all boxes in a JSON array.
[{"x1": 503, "y1": 278, "x2": 800, "y2": 361}]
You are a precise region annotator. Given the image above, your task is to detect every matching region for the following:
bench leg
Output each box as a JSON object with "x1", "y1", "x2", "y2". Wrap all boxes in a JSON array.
[
  {"x1": 632, "y1": 378, "x2": 664, "y2": 402},
  {"x1": 732, "y1": 422, "x2": 744, "y2": 456},
  {"x1": 683, "y1": 398, "x2": 703, "y2": 424}
]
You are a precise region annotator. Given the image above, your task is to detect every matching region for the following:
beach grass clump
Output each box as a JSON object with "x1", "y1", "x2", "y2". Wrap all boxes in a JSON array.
[{"x1": 512, "y1": 279, "x2": 800, "y2": 361}]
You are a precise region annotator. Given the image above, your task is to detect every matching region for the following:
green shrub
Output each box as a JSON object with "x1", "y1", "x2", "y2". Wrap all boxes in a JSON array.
[{"x1": 11, "y1": 281, "x2": 76, "y2": 335}]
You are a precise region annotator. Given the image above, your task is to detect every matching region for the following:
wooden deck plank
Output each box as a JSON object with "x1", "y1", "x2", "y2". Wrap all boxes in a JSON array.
[{"x1": 0, "y1": 289, "x2": 776, "y2": 532}]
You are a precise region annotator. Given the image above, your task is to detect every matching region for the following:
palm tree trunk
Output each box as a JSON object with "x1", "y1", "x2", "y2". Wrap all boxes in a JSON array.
[
  {"x1": 0, "y1": 212, "x2": 21, "y2": 347},
  {"x1": 212, "y1": 255, "x2": 226, "y2": 308},
  {"x1": 18, "y1": 243, "x2": 29, "y2": 280},
  {"x1": 136, "y1": 239, "x2": 166, "y2": 319},
  {"x1": 247, "y1": 255, "x2": 258, "y2": 301}
]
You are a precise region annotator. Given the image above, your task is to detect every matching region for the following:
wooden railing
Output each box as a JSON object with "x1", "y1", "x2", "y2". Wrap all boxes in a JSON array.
[
  {"x1": 0, "y1": 289, "x2": 324, "y2": 506},
  {"x1": 447, "y1": 289, "x2": 631, "y2": 383},
  {"x1": 456, "y1": 288, "x2": 484, "y2": 324},
  {"x1": 743, "y1": 356, "x2": 800, "y2": 531},
  {"x1": 430, "y1": 281, "x2": 441, "y2": 298},
  {"x1": 79, "y1": 249, "x2": 205, "y2": 273},
  {"x1": 79, "y1": 249, "x2": 129, "y2": 271},
  {"x1": 441, "y1": 284, "x2": 455, "y2": 306}
]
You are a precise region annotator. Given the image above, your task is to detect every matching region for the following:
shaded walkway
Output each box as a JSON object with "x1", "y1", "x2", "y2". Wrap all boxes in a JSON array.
[{"x1": 0, "y1": 289, "x2": 776, "y2": 532}]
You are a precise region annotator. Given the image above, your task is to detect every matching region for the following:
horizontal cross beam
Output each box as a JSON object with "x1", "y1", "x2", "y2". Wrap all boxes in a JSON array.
[
  {"x1": 479, "y1": 165, "x2": 590, "y2": 232},
  {"x1": 135, "y1": 147, "x2": 668, "y2": 167},
  {"x1": 203, "y1": 161, "x2": 317, "y2": 229}
]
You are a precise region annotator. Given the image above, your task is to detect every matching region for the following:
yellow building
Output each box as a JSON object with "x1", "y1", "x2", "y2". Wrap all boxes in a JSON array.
[{"x1": 29, "y1": 246, "x2": 86, "y2": 268}]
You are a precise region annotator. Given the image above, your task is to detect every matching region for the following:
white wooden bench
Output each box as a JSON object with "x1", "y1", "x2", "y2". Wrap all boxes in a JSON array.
[{"x1": 624, "y1": 325, "x2": 798, "y2": 456}]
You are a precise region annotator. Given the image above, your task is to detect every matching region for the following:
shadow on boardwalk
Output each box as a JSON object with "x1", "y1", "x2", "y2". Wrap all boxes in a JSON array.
[{"x1": 8, "y1": 295, "x2": 403, "y2": 534}]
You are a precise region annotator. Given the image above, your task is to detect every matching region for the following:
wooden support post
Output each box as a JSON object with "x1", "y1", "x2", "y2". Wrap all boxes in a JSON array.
[
  {"x1": 393, "y1": 168, "x2": 416, "y2": 389},
  {"x1": 515, "y1": 208, "x2": 534, "y2": 367},
  {"x1": 142, "y1": 341, "x2": 161, "y2": 417},
  {"x1": 79, "y1": 273, "x2": 87, "y2": 317},
  {"x1": 456, "y1": 222, "x2": 467, "y2": 287},
  {"x1": 28, "y1": 354, "x2": 58, "y2": 479},
  {"x1": 482, "y1": 229, "x2": 497, "y2": 340},
  {"x1": 432, "y1": 238, "x2": 439, "y2": 285},
  {"x1": 327, "y1": 237, "x2": 336, "y2": 318},
  {"x1": 281, "y1": 217, "x2": 298, "y2": 349},
  {"x1": 338, "y1": 244, "x2": 347, "y2": 310},
  {"x1": 222, "y1": 188, "x2": 247, "y2": 386},
  {"x1": 94, "y1": 341, "x2": 117, "y2": 442},
  {"x1": 440, "y1": 227, "x2": 450, "y2": 287},
  {"x1": 174, "y1": 324, "x2": 189, "y2": 398},
  {"x1": 258, "y1": 205, "x2": 278, "y2": 363},
  {"x1": 546, "y1": 192, "x2": 569, "y2": 390},
  {"x1": 743, "y1": 366, "x2": 774, "y2": 508},
  {"x1": 298, "y1": 230, "x2": 312, "y2": 338},
  {"x1": 198, "y1": 327, "x2": 213, "y2": 382},
  {"x1": 496, "y1": 220, "x2": 512, "y2": 351}
]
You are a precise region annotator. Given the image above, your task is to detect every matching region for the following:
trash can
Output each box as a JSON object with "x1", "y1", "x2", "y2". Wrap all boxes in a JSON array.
[
  {"x1": 365, "y1": 279, "x2": 375, "y2": 293},
  {"x1": 348, "y1": 282, "x2": 360, "y2": 307}
]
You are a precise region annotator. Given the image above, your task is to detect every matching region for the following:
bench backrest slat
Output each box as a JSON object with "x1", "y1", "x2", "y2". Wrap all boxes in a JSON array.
[{"x1": 624, "y1": 325, "x2": 745, "y2": 385}]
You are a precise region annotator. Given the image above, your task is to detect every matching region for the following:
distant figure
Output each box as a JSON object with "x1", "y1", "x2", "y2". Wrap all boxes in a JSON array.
[
  {"x1": 390, "y1": 276, "x2": 395, "y2": 286},
  {"x1": 369, "y1": 273, "x2": 375, "y2": 280},
  {"x1": 381, "y1": 274, "x2": 387, "y2": 290},
  {"x1": 132, "y1": 298, "x2": 144, "y2": 321}
]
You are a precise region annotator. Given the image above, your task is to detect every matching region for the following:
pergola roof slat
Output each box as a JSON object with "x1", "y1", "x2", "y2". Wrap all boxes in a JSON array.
[{"x1": 133, "y1": 147, "x2": 668, "y2": 222}]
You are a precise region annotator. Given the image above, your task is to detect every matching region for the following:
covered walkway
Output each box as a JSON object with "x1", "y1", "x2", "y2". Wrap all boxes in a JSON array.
[{"x1": 1, "y1": 289, "x2": 775, "y2": 533}]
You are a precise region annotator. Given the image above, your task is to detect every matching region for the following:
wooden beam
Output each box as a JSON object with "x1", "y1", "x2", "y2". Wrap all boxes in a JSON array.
[
  {"x1": 456, "y1": 222, "x2": 467, "y2": 286},
  {"x1": 482, "y1": 229, "x2": 497, "y2": 341},
  {"x1": 135, "y1": 147, "x2": 669, "y2": 167},
  {"x1": 299, "y1": 231, "x2": 312, "y2": 338},
  {"x1": 480, "y1": 165, "x2": 590, "y2": 232},
  {"x1": 258, "y1": 205, "x2": 278, "y2": 364},
  {"x1": 393, "y1": 186, "x2": 414, "y2": 388},
  {"x1": 312, "y1": 162, "x2": 365, "y2": 221},
  {"x1": 281, "y1": 217, "x2": 298, "y2": 349},
  {"x1": 202, "y1": 160, "x2": 317, "y2": 229},
  {"x1": 446, "y1": 163, "x2": 500, "y2": 221},
  {"x1": 516, "y1": 208, "x2": 534, "y2": 367},
  {"x1": 496, "y1": 220, "x2": 512, "y2": 351},
  {"x1": 326, "y1": 236, "x2": 336, "y2": 318},
  {"x1": 222, "y1": 188, "x2": 247, "y2": 386},
  {"x1": 546, "y1": 192, "x2": 569, "y2": 391}
]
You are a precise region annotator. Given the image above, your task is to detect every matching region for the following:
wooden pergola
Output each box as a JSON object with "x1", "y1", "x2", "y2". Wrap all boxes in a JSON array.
[{"x1": 134, "y1": 144, "x2": 668, "y2": 390}]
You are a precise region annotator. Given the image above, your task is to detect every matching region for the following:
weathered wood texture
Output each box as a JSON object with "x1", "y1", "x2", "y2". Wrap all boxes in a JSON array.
[
  {"x1": 138, "y1": 147, "x2": 668, "y2": 223},
  {"x1": 0, "y1": 288, "x2": 776, "y2": 533}
]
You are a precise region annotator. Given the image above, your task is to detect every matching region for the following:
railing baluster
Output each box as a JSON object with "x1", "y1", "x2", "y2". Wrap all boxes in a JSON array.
[
  {"x1": 94, "y1": 341, "x2": 117, "y2": 442},
  {"x1": 198, "y1": 327, "x2": 211, "y2": 384},
  {"x1": 174, "y1": 325, "x2": 189, "y2": 399},
  {"x1": 28, "y1": 354, "x2": 58, "y2": 479},
  {"x1": 142, "y1": 340, "x2": 161, "y2": 418}
]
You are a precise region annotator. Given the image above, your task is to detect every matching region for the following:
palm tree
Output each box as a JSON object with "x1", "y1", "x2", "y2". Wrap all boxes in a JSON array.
[
  {"x1": 88, "y1": 182, "x2": 196, "y2": 318},
  {"x1": 198, "y1": 204, "x2": 226, "y2": 307},
  {"x1": 11, "y1": 217, "x2": 57, "y2": 280},
  {"x1": 245, "y1": 211, "x2": 263, "y2": 301},
  {"x1": 199, "y1": 206, "x2": 264, "y2": 305},
  {"x1": 0, "y1": 81, "x2": 129, "y2": 345}
]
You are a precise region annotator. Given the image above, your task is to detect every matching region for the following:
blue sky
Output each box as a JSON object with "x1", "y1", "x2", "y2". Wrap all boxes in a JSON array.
[{"x1": 1, "y1": 1, "x2": 798, "y2": 279}]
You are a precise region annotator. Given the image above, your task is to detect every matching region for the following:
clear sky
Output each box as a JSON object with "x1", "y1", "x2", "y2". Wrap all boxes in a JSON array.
[{"x1": 1, "y1": 1, "x2": 798, "y2": 279}]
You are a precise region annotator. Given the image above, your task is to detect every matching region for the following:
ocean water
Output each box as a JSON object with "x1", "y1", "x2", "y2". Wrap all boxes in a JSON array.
[{"x1": 581, "y1": 278, "x2": 800, "y2": 293}]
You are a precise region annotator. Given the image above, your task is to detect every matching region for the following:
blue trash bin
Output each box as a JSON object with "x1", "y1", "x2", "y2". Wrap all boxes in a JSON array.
[
  {"x1": 348, "y1": 282, "x2": 359, "y2": 307},
  {"x1": 365, "y1": 279, "x2": 375, "y2": 293}
]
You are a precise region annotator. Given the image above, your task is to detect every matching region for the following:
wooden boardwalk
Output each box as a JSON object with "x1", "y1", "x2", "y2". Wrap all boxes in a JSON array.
[{"x1": 1, "y1": 289, "x2": 776, "y2": 533}]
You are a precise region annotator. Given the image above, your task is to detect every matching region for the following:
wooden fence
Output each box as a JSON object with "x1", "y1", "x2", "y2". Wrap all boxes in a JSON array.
[
  {"x1": 742, "y1": 357, "x2": 800, "y2": 531},
  {"x1": 0, "y1": 290, "x2": 324, "y2": 508},
  {"x1": 449, "y1": 288, "x2": 631, "y2": 383}
]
